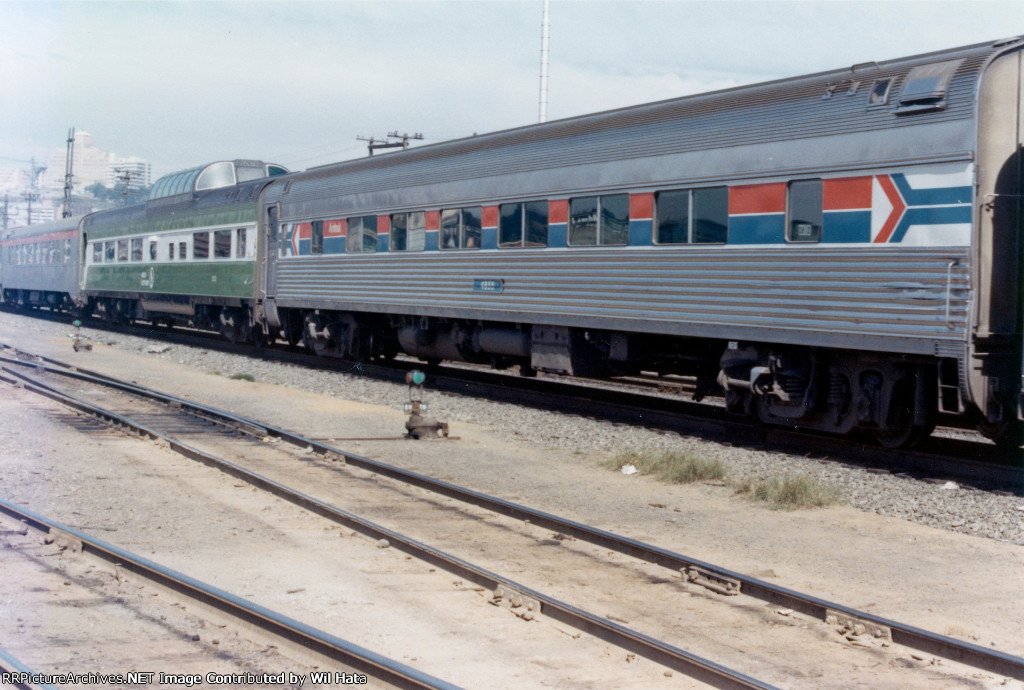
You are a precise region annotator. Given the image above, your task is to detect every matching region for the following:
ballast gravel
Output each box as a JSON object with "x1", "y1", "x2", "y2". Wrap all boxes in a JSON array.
[{"x1": 8, "y1": 313, "x2": 1024, "y2": 546}]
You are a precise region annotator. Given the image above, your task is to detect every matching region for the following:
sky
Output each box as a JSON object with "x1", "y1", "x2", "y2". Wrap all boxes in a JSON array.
[{"x1": 3, "y1": 0, "x2": 1024, "y2": 179}]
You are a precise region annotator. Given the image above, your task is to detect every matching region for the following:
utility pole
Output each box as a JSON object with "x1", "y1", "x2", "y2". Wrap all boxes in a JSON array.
[
  {"x1": 114, "y1": 168, "x2": 134, "y2": 206},
  {"x1": 538, "y1": 0, "x2": 550, "y2": 123},
  {"x1": 22, "y1": 157, "x2": 46, "y2": 225},
  {"x1": 62, "y1": 127, "x2": 76, "y2": 218},
  {"x1": 356, "y1": 131, "x2": 423, "y2": 157},
  {"x1": 1, "y1": 195, "x2": 9, "y2": 233}
]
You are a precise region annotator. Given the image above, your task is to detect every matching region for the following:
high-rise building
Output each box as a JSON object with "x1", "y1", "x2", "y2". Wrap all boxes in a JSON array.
[
  {"x1": 107, "y1": 156, "x2": 152, "y2": 189},
  {"x1": 39, "y1": 131, "x2": 152, "y2": 193}
]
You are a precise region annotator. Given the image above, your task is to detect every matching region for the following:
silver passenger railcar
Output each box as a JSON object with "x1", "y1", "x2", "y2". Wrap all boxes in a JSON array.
[
  {"x1": 254, "y1": 37, "x2": 1024, "y2": 447},
  {"x1": 0, "y1": 216, "x2": 86, "y2": 312}
]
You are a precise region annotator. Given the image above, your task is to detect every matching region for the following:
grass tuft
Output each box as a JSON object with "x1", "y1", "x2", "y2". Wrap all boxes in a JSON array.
[
  {"x1": 605, "y1": 449, "x2": 728, "y2": 484},
  {"x1": 733, "y1": 472, "x2": 844, "y2": 510},
  {"x1": 228, "y1": 373, "x2": 255, "y2": 382}
]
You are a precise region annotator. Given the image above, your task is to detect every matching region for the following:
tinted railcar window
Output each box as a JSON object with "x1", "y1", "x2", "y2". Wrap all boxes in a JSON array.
[
  {"x1": 105, "y1": 242, "x2": 116, "y2": 262},
  {"x1": 362, "y1": 216, "x2": 378, "y2": 252},
  {"x1": 131, "y1": 237, "x2": 143, "y2": 261},
  {"x1": 179, "y1": 241, "x2": 187, "y2": 259},
  {"x1": 440, "y1": 209, "x2": 460, "y2": 249},
  {"x1": 787, "y1": 180, "x2": 823, "y2": 243},
  {"x1": 117, "y1": 240, "x2": 129, "y2": 262},
  {"x1": 149, "y1": 242, "x2": 157, "y2": 261},
  {"x1": 462, "y1": 207, "x2": 482, "y2": 248},
  {"x1": 64, "y1": 239, "x2": 71, "y2": 263},
  {"x1": 310, "y1": 221, "x2": 323, "y2": 255},
  {"x1": 569, "y1": 197, "x2": 598, "y2": 246},
  {"x1": 692, "y1": 187, "x2": 729, "y2": 244},
  {"x1": 499, "y1": 204, "x2": 523, "y2": 247},
  {"x1": 601, "y1": 194, "x2": 629, "y2": 245},
  {"x1": 407, "y1": 211, "x2": 425, "y2": 251},
  {"x1": 441, "y1": 208, "x2": 482, "y2": 249},
  {"x1": 193, "y1": 232, "x2": 209, "y2": 259},
  {"x1": 169, "y1": 243, "x2": 175, "y2": 260},
  {"x1": 93, "y1": 243, "x2": 102, "y2": 263},
  {"x1": 525, "y1": 201, "x2": 548, "y2": 247},
  {"x1": 655, "y1": 190, "x2": 689, "y2": 244},
  {"x1": 214, "y1": 230, "x2": 232, "y2": 258},
  {"x1": 390, "y1": 213, "x2": 407, "y2": 251},
  {"x1": 346, "y1": 216, "x2": 378, "y2": 253}
]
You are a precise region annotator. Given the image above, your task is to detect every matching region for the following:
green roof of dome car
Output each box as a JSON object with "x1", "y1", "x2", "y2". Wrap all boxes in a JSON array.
[{"x1": 148, "y1": 160, "x2": 288, "y2": 200}]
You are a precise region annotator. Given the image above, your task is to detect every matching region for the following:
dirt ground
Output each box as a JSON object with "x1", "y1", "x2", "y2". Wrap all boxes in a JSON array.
[{"x1": 1, "y1": 319, "x2": 1022, "y2": 688}]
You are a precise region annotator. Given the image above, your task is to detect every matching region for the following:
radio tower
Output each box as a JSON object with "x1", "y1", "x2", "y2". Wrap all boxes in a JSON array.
[
  {"x1": 538, "y1": 0, "x2": 550, "y2": 123},
  {"x1": 62, "y1": 127, "x2": 75, "y2": 218}
]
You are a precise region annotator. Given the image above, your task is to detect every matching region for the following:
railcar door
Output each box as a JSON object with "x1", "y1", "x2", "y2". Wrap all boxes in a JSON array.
[{"x1": 260, "y1": 203, "x2": 282, "y2": 328}]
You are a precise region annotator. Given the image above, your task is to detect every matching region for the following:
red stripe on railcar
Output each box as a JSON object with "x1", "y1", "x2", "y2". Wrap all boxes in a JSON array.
[
  {"x1": 823, "y1": 177, "x2": 872, "y2": 210},
  {"x1": 377, "y1": 215, "x2": 390, "y2": 234},
  {"x1": 426, "y1": 210, "x2": 440, "y2": 231},
  {"x1": 2, "y1": 229, "x2": 78, "y2": 246},
  {"x1": 729, "y1": 183, "x2": 786, "y2": 215},
  {"x1": 548, "y1": 199, "x2": 568, "y2": 224},
  {"x1": 629, "y1": 193, "x2": 653, "y2": 221},
  {"x1": 325, "y1": 219, "x2": 346, "y2": 236},
  {"x1": 482, "y1": 206, "x2": 499, "y2": 228}
]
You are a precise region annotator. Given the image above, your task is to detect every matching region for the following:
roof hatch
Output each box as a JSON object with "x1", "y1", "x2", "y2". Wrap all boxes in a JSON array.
[{"x1": 895, "y1": 59, "x2": 962, "y2": 114}]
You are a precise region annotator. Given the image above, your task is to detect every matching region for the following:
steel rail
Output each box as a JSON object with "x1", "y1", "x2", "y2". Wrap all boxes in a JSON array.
[
  {"x1": 0, "y1": 647, "x2": 59, "y2": 690},
  {"x1": 3, "y1": 348, "x2": 1024, "y2": 681},
  {"x1": 0, "y1": 364, "x2": 774, "y2": 689},
  {"x1": 0, "y1": 498, "x2": 458, "y2": 690}
]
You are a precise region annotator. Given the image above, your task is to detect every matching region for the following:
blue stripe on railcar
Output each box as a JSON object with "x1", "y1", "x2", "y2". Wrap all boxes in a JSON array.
[
  {"x1": 482, "y1": 227, "x2": 498, "y2": 250},
  {"x1": 324, "y1": 236, "x2": 346, "y2": 254},
  {"x1": 548, "y1": 223, "x2": 567, "y2": 248},
  {"x1": 727, "y1": 215, "x2": 785, "y2": 244},
  {"x1": 823, "y1": 210, "x2": 872, "y2": 243},
  {"x1": 628, "y1": 219, "x2": 652, "y2": 247}
]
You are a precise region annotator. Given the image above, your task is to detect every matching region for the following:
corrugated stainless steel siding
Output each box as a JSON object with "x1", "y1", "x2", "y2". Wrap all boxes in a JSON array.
[
  {"x1": 267, "y1": 43, "x2": 1002, "y2": 216},
  {"x1": 272, "y1": 247, "x2": 970, "y2": 351}
]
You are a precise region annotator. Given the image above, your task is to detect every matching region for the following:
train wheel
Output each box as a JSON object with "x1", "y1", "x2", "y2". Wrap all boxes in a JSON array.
[{"x1": 976, "y1": 418, "x2": 1023, "y2": 449}]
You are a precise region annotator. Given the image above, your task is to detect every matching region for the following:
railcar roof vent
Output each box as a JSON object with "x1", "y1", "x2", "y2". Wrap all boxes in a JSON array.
[{"x1": 894, "y1": 59, "x2": 962, "y2": 115}]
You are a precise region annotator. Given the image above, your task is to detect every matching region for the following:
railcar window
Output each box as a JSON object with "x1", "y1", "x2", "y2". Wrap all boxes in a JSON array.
[
  {"x1": 179, "y1": 241, "x2": 187, "y2": 259},
  {"x1": 868, "y1": 78, "x2": 892, "y2": 106},
  {"x1": 117, "y1": 240, "x2": 129, "y2": 262},
  {"x1": 787, "y1": 179, "x2": 823, "y2": 243},
  {"x1": 440, "y1": 207, "x2": 482, "y2": 249},
  {"x1": 499, "y1": 204, "x2": 523, "y2": 247},
  {"x1": 149, "y1": 241, "x2": 157, "y2": 261},
  {"x1": 655, "y1": 187, "x2": 728, "y2": 244},
  {"x1": 92, "y1": 243, "x2": 102, "y2": 264},
  {"x1": 692, "y1": 187, "x2": 729, "y2": 243},
  {"x1": 571, "y1": 194, "x2": 629, "y2": 246},
  {"x1": 193, "y1": 232, "x2": 210, "y2": 259},
  {"x1": 236, "y1": 228, "x2": 247, "y2": 258},
  {"x1": 131, "y1": 238, "x2": 143, "y2": 262},
  {"x1": 310, "y1": 221, "x2": 323, "y2": 255},
  {"x1": 105, "y1": 242, "x2": 115, "y2": 262},
  {"x1": 389, "y1": 212, "x2": 425, "y2": 252},
  {"x1": 655, "y1": 190, "x2": 689, "y2": 244},
  {"x1": 500, "y1": 201, "x2": 549, "y2": 248},
  {"x1": 346, "y1": 216, "x2": 378, "y2": 253},
  {"x1": 169, "y1": 243, "x2": 175, "y2": 260},
  {"x1": 214, "y1": 230, "x2": 232, "y2": 258},
  {"x1": 569, "y1": 197, "x2": 598, "y2": 245},
  {"x1": 64, "y1": 239, "x2": 71, "y2": 263}
]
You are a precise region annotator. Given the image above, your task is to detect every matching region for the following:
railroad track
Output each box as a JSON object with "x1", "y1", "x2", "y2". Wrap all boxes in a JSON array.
[
  {"x1": 2, "y1": 343, "x2": 1022, "y2": 686},
  {"x1": 0, "y1": 499, "x2": 455, "y2": 690},
  {"x1": 3, "y1": 306, "x2": 1019, "y2": 491}
]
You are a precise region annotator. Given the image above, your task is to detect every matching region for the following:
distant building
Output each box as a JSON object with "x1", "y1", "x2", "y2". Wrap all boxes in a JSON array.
[
  {"x1": 108, "y1": 156, "x2": 152, "y2": 190},
  {"x1": 39, "y1": 131, "x2": 152, "y2": 193}
]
